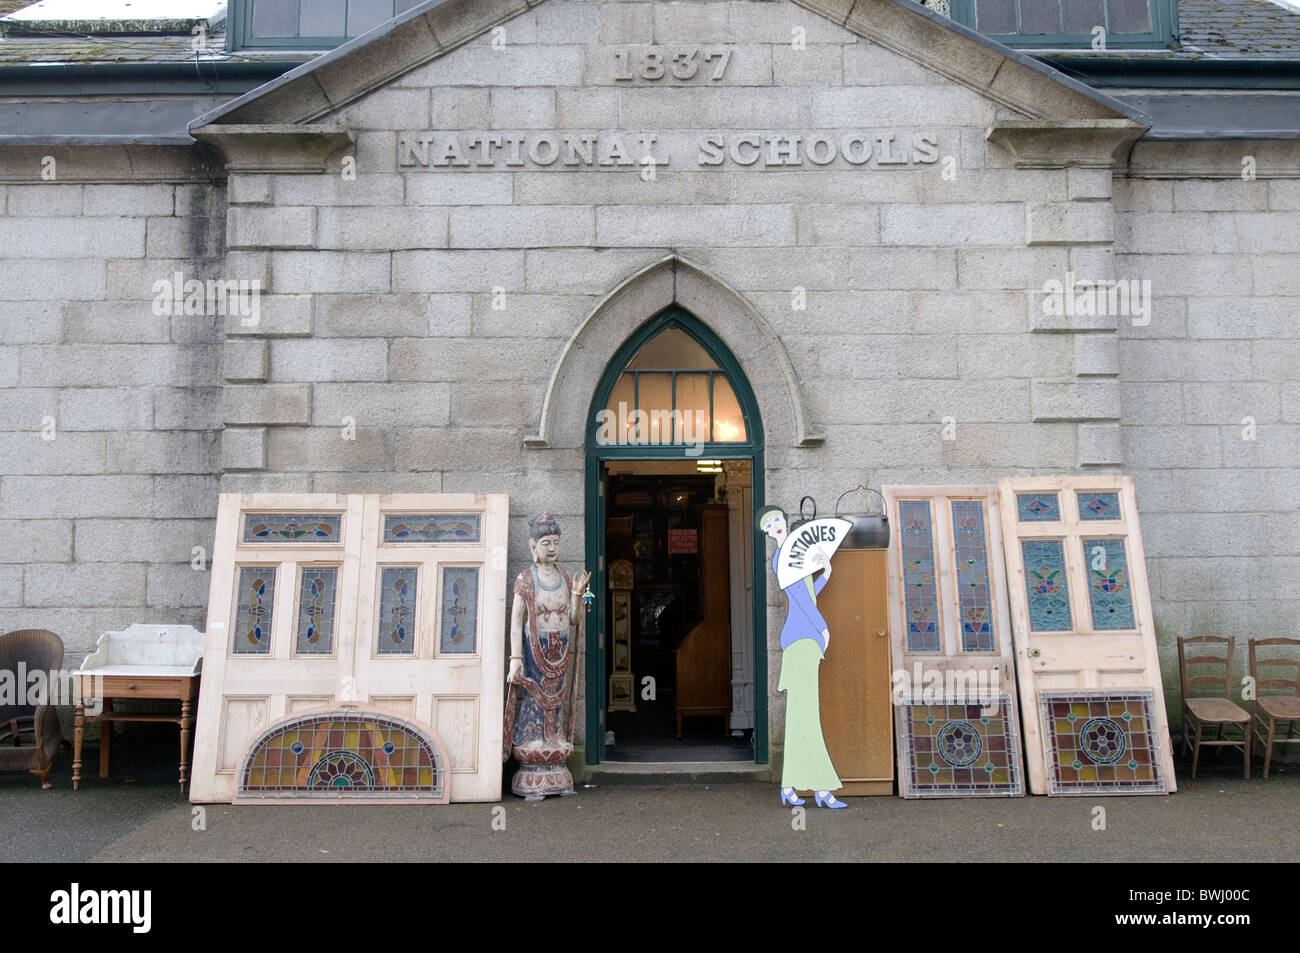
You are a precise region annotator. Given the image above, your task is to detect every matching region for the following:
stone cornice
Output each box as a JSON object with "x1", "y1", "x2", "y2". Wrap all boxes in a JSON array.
[
  {"x1": 986, "y1": 119, "x2": 1148, "y2": 169},
  {"x1": 0, "y1": 143, "x2": 218, "y2": 184},
  {"x1": 191, "y1": 124, "x2": 355, "y2": 174}
]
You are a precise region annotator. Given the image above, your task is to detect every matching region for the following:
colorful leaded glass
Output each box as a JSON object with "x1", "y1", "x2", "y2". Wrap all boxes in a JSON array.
[
  {"x1": 383, "y1": 514, "x2": 481, "y2": 543},
  {"x1": 377, "y1": 567, "x2": 418, "y2": 655},
  {"x1": 1016, "y1": 492, "x2": 1060, "y2": 522},
  {"x1": 232, "y1": 567, "x2": 275, "y2": 655},
  {"x1": 294, "y1": 566, "x2": 339, "y2": 655},
  {"x1": 900, "y1": 695, "x2": 1023, "y2": 797},
  {"x1": 238, "y1": 710, "x2": 446, "y2": 801},
  {"x1": 440, "y1": 567, "x2": 479, "y2": 654},
  {"x1": 1022, "y1": 539, "x2": 1072, "y2": 631},
  {"x1": 1039, "y1": 691, "x2": 1165, "y2": 794},
  {"x1": 1083, "y1": 538, "x2": 1136, "y2": 630},
  {"x1": 242, "y1": 513, "x2": 341, "y2": 543},
  {"x1": 1078, "y1": 491, "x2": 1121, "y2": 521},
  {"x1": 899, "y1": 500, "x2": 940, "y2": 652},
  {"x1": 951, "y1": 500, "x2": 995, "y2": 653}
]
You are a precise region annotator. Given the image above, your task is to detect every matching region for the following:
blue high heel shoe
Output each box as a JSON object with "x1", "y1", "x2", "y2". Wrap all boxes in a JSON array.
[
  {"x1": 815, "y1": 791, "x2": 848, "y2": 809},
  {"x1": 780, "y1": 787, "x2": 806, "y2": 806}
]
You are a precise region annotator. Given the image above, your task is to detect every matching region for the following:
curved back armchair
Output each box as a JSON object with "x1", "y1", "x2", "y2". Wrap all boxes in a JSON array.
[{"x1": 0, "y1": 629, "x2": 66, "y2": 789}]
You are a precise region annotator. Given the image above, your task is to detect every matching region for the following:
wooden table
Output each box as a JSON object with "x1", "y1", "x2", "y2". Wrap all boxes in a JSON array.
[{"x1": 73, "y1": 667, "x2": 200, "y2": 792}]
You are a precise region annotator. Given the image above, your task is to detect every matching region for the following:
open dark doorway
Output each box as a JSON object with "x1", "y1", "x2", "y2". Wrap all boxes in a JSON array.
[{"x1": 602, "y1": 461, "x2": 753, "y2": 762}]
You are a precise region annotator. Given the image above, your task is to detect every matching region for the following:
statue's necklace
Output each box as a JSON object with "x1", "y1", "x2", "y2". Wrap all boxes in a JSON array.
[{"x1": 534, "y1": 566, "x2": 562, "y2": 591}]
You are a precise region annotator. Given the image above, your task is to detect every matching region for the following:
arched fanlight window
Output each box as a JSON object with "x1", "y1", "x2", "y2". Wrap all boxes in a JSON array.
[{"x1": 602, "y1": 326, "x2": 748, "y2": 445}]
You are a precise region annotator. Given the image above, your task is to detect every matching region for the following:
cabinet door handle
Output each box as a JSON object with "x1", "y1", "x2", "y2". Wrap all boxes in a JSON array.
[{"x1": 876, "y1": 629, "x2": 886, "y2": 638}]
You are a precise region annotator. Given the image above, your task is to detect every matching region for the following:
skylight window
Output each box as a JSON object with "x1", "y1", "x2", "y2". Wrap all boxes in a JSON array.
[
  {"x1": 227, "y1": 0, "x2": 418, "y2": 50},
  {"x1": 0, "y1": 0, "x2": 226, "y2": 34},
  {"x1": 942, "y1": 0, "x2": 1178, "y2": 48}
]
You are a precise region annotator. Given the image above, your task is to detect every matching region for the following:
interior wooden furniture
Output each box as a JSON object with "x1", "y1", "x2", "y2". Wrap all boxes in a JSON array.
[
  {"x1": 0, "y1": 628, "x2": 65, "y2": 790},
  {"x1": 73, "y1": 624, "x2": 204, "y2": 792},
  {"x1": 1248, "y1": 636, "x2": 1300, "y2": 778},
  {"x1": 1177, "y1": 635, "x2": 1250, "y2": 779},
  {"x1": 816, "y1": 548, "x2": 894, "y2": 796},
  {"x1": 675, "y1": 504, "x2": 731, "y2": 736}
]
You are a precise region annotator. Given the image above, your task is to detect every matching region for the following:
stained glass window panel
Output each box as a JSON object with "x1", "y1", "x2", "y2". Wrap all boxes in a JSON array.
[
  {"x1": 1016, "y1": 492, "x2": 1060, "y2": 522},
  {"x1": 1078, "y1": 491, "x2": 1121, "y2": 521},
  {"x1": 377, "y1": 567, "x2": 418, "y2": 655},
  {"x1": 243, "y1": 513, "x2": 341, "y2": 543},
  {"x1": 440, "y1": 567, "x2": 480, "y2": 654},
  {"x1": 900, "y1": 501, "x2": 941, "y2": 652},
  {"x1": 951, "y1": 501, "x2": 995, "y2": 652},
  {"x1": 232, "y1": 567, "x2": 275, "y2": 655},
  {"x1": 383, "y1": 514, "x2": 481, "y2": 543},
  {"x1": 239, "y1": 710, "x2": 445, "y2": 800},
  {"x1": 1022, "y1": 539, "x2": 1072, "y2": 631},
  {"x1": 900, "y1": 696, "x2": 1023, "y2": 797},
  {"x1": 1039, "y1": 691, "x2": 1165, "y2": 794},
  {"x1": 294, "y1": 567, "x2": 339, "y2": 655},
  {"x1": 1083, "y1": 538, "x2": 1136, "y2": 630}
]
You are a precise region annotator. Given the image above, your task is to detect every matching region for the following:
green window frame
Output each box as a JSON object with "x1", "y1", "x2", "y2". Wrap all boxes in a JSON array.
[
  {"x1": 947, "y1": 0, "x2": 1178, "y2": 49},
  {"x1": 226, "y1": 0, "x2": 407, "y2": 51}
]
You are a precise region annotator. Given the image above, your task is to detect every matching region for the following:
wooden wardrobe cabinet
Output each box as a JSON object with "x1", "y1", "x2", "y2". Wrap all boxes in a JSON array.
[{"x1": 817, "y1": 548, "x2": 894, "y2": 795}]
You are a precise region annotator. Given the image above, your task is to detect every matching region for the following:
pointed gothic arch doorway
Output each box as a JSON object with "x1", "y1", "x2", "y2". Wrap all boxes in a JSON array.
[{"x1": 584, "y1": 305, "x2": 767, "y2": 766}]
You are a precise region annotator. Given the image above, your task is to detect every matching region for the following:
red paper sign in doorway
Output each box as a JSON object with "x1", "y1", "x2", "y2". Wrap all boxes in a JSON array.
[{"x1": 667, "y1": 528, "x2": 698, "y2": 554}]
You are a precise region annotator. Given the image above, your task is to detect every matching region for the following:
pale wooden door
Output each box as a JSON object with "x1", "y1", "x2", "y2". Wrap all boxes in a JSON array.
[
  {"x1": 191, "y1": 493, "x2": 362, "y2": 802},
  {"x1": 883, "y1": 486, "x2": 1023, "y2": 797},
  {"x1": 998, "y1": 476, "x2": 1175, "y2": 795},
  {"x1": 352, "y1": 494, "x2": 508, "y2": 802},
  {"x1": 191, "y1": 492, "x2": 507, "y2": 803}
]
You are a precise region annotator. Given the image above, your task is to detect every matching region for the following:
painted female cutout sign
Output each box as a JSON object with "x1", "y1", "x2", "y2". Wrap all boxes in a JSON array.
[{"x1": 759, "y1": 507, "x2": 854, "y2": 809}]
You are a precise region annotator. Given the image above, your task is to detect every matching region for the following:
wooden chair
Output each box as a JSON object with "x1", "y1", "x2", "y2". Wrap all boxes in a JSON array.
[
  {"x1": 0, "y1": 629, "x2": 66, "y2": 789},
  {"x1": 1248, "y1": 637, "x2": 1300, "y2": 778},
  {"x1": 1177, "y1": 635, "x2": 1250, "y2": 779}
]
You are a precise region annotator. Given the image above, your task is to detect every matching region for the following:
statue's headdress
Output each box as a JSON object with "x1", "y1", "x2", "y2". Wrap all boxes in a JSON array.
[{"x1": 529, "y1": 511, "x2": 561, "y2": 540}]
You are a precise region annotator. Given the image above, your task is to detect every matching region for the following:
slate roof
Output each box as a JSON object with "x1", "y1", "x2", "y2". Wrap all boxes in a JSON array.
[
  {"x1": 2, "y1": 0, "x2": 1299, "y2": 66},
  {"x1": 0, "y1": 21, "x2": 315, "y2": 65},
  {"x1": 1179, "y1": 0, "x2": 1300, "y2": 59}
]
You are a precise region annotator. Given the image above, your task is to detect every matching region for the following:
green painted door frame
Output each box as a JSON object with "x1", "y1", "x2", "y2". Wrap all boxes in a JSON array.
[{"x1": 583, "y1": 306, "x2": 768, "y2": 765}]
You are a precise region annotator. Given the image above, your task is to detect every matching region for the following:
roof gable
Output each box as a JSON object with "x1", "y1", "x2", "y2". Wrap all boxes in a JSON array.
[{"x1": 193, "y1": 0, "x2": 1145, "y2": 130}]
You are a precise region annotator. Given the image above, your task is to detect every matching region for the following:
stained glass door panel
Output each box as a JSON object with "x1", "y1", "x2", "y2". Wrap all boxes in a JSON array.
[
  {"x1": 192, "y1": 492, "x2": 509, "y2": 804},
  {"x1": 352, "y1": 494, "x2": 507, "y2": 800},
  {"x1": 883, "y1": 486, "x2": 1022, "y2": 798},
  {"x1": 997, "y1": 476, "x2": 1174, "y2": 795},
  {"x1": 193, "y1": 494, "x2": 362, "y2": 805}
]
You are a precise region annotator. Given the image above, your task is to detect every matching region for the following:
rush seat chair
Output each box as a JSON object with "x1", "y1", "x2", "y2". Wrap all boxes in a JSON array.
[
  {"x1": 1177, "y1": 635, "x2": 1250, "y2": 779},
  {"x1": 1248, "y1": 637, "x2": 1300, "y2": 779}
]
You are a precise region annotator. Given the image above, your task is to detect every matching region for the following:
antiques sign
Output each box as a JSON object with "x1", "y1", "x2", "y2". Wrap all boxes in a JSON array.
[{"x1": 397, "y1": 130, "x2": 942, "y2": 171}]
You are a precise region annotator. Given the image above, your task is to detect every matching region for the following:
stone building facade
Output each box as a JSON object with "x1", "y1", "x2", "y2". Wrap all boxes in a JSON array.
[{"x1": 1, "y1": 0, "x2": 1297, "y2": 770}]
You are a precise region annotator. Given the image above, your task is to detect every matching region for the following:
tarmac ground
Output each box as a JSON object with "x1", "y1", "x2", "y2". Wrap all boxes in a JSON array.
[{"x1": 2, "y1": 721, "x2": 1296, "y2": 863}]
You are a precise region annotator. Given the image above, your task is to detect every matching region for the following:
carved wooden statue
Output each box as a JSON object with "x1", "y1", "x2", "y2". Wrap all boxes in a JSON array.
[{"x1": 502, "y1": 512, "x2": 591, "y2": 799}]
